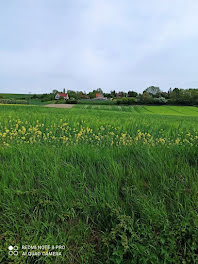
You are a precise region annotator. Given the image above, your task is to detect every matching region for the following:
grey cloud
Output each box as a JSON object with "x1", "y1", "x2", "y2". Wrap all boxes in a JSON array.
[{"x1": 0, "y1": 0, "x2": 198, "y2": 93}]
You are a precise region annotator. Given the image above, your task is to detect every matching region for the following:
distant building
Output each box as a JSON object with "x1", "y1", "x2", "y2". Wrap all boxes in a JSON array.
[
  {"x1": 82, "y1": 95, "x2": 90, "y2": 99},
  {"x1": 95, "y1": 93, "x2": 104, "y2": 99},
  {"x1": 116, "y1": 92, "x2": 123, "y2": 98},
  {"x1": 80, "y1": 93, "x2": 90, "y2": 99},
  {"x1": 55, "y1": 93, "x2": 69, "y2": 100}
]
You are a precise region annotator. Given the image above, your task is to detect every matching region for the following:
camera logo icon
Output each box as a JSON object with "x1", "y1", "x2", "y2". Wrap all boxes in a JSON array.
[{"x1": 8, "y1": 245, "x2": 18, "y2": 256}]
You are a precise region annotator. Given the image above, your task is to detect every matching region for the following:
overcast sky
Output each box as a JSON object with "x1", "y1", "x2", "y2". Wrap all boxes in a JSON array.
[{"x1": 1, "y1": 0, "x2": 198, "y2": 94}]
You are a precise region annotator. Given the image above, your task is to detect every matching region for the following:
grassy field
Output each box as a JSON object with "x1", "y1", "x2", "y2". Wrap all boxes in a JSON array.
[
  {"x1": 0, "y1": 104, "x2": 198, "y2": 263},
  {"x1": 0, "y1": 93, "x2": 33, "y2": 99},
  {"x1": 0, "y1": 93, "x2": 54, "y2": 106},
  {"x1": 75, "y1": 104, "x2": 198, "y2": 116}
]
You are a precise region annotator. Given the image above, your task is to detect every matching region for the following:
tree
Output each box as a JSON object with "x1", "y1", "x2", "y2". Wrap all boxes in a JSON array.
[
  {"x1": 168, "y1": 88, "x2": 172, "y2": 96},
  {"x1": 110, "y1": 90, "x2": 116, "y2": 97},
  {"x1": 103, "y1": 93, "x2": 112, "y2": 98},
  {"x1": 87, "y1": 88, "x2": 103, "y2": 99},
  {"x1": 52, "y1": 89, "x2": 59, "y2": 94},
  {"x1": 138, "y1": 92, "x2": 154, "y2": 104},
  {"x1": 169, "y1": 88, "x2": 181, "y2": 103},
  {"x1": 161, "y1": 92, "x2": 168, "y2": 98},
  {"x1": 96, "y1": 88, "x2": 103, "y2": 93},
  {"x1": 168, "y1": 88, "x2": 198, "y2": 105},
  {"x1": 144, "y1": 86, "x2": 161, "y2": 96},
  {"x1": 88, "y1": 91, "x2": 97, "y2": 99},
  {"x1": 128, "y1": 91, "x2": 138, "y2": 97},
  {"x1": 67, "y1": 90, "x2": 78, "y2": 99}
]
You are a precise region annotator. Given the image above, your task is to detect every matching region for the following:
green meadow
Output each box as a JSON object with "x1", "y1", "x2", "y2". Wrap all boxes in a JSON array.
[{"x1": 0, "y1": 104, "x2": 198, "y2": 263}]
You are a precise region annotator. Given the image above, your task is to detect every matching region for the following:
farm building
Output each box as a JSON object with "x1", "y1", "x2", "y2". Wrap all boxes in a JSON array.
[
  {"x1": 55, "y1": 93, "x2": 69, "y2": 100},
  {"x1": 116, "y1": 92, "x2": 123, "y2": 98},
  {"x1": 95, "y1": 93, "x2": 104, "y2": 99}
]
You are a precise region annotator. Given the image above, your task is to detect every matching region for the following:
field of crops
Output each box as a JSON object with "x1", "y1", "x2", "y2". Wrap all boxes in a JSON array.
[
  {"x1": 0, "y1": 104, "x2": 198, "y2": 263},
  {"x1": 0, "y1": 93, "x2": 32, "y2": 99}
]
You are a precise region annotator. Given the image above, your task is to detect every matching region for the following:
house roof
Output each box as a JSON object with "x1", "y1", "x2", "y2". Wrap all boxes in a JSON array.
[
  {"x1": 96, "y1": 93, "x2": 103, "y2": 97},
  {"x1": 57, "y1": 93, "x2": 68, "y2": 96}
]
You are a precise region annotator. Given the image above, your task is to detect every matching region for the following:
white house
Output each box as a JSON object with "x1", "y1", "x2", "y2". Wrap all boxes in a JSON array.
[{"x1": 55, "y1": 93, "x2": 69, "y2": 100}]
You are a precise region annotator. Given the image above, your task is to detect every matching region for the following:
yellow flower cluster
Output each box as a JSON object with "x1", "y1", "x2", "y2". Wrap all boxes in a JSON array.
[
  {"x1": 134, "y1": 130, "x2": 197, "y2": 146},
  {"x1": 0, "y1": 119, "x2": 197, "y2": 148}
]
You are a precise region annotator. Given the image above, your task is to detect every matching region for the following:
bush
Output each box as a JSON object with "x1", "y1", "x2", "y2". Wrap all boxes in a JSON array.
[
  {"x1": 31, "y1": 94, "x2": 40, "y2": 99},
  {"x1": 79, "y1": 100, "x2": 116, "y2": 105},
  {"x1": 116, "y1": 97, "x2": 137, "y2": 105},
  {"x1": 137, "y1": 93, "x2": 154, "y2": 104},
  {"x1": 65, "y1": 99, "x2": 78, "y2": 104},
  {"x1": 153, "y1": 97, "x2": 167, "y2": 105},
  {"x1": 55, "y1": 99, "x2": 65, "y2": 104},
  {"x1": 54, "y1": 99, "x2": 78, "y2": 104},
  {"x1": 40, "y1": 93, "x2": 54, "y2": 102}
]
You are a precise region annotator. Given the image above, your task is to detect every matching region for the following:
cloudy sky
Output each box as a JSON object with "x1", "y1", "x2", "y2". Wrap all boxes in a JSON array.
[{"x1": 1, "y1": 0, "x2": 198, "y2": 94}]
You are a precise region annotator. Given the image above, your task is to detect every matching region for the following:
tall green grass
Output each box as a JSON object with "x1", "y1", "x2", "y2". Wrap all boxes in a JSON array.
[{"x1": 0, "y1": 105, "x2": 198, "y2": 263}]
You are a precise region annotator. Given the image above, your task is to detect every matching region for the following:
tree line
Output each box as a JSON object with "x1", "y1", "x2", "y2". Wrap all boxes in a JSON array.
[{"x1": 31, "y1": 86, "x2": 198, "y2": 105}]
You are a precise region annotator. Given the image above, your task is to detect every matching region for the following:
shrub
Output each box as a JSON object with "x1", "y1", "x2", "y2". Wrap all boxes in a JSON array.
[
  {"x1": 153, "y1": 97, "x2": 167, "y2": 105},
  {"x1": 55, "y1": 99, "x2": 65, "y2": 104},
  {"x1": 137, "y1": 93, "x2": 154, "y2": 104},
  {"x1": 40, "y1": 93, "x2": 54, "y2": 102},
  {"x1": 79, "y1": 100, "x2": 116, "y2": 105},
  {"x1": 65, "y1": 99, "x2": 78, "y2": 104}
]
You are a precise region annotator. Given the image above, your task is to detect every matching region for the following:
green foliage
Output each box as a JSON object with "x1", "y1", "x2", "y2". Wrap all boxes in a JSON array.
[
  {"x1": 65, "y1": 99, "x2": 78, "y2": 104},
  {"x1": 138, "y1": 92, "x2": 154, "y2": 104},
  {"x1": 127, "y1": 91, "x2": 138, "y2": 97},
  {"x1": 55, "y1": 98, "x2": 65, "y2": 104},
  {"x1": 67, "y1": 90, "x2": 79, "y2": 99},
  {"x1": 169, "y1": 89, "x2": 198, "y2": 105},
  {"x1": 101, "y1": 206, "x2": 198, "y2": 263},
  {"x1": 153, "y1": 97, "x2": 168, "y2": 104},
  {"x1": 79, "y1": 99, "x2": 116, "y2": 105},
  {"x1": 52, "y1": 89, "x2": 59, "y2": 94},
  {"x1": 0, "y1": 93, "x2": 32, "y2": 99},
  {"x1": 40, "y1": 93, "x2": 55, "y2": 102},
  {"x1": 88, "y1": 88, "x2": 104, "y2": 99},
  {"x1": 144, "y1": 86, "x2": 161, "y2": 95},
  {"x1": 110, "y1": 90, "x2": 116, "y2": 97},
  {"x1": 116, "y1": 97, "x2": 137, "y2": 105}
]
